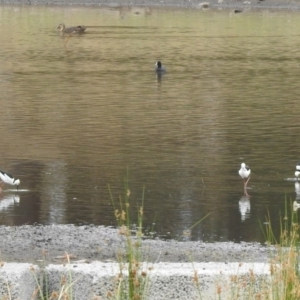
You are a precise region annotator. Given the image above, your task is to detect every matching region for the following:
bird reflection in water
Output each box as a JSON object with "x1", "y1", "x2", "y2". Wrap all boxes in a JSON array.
[
  {"x1": 239, "y1": 195, "x2": 250, "y2": 221},
  {"x1": 156, "y1": 72, "x2": 164, "y2": 84},
  {"x1": 0, "y1": 194, "x2": 19, "y2": 212},
  {"x1": 293, "y1": 182, "x2": 300, "y2": 211}
]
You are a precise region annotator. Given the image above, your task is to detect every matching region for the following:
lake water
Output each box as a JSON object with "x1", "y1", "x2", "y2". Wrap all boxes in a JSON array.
[{"x1": 0, "y1": 5, "x2": 300, "y2": 243}]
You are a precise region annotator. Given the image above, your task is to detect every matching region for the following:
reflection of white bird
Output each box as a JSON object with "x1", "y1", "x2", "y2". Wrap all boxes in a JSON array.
[
  {"x1": 0, "y1": 194, "x2": 20, "y2": 211},
  {"x1": 239, "y1": 196, "x2": 250, "y2": 221},
  {"x1": 239, "y1": 163, "x2": 251, "y2": 190},
  {"x1": 0, "y1": 170, "x2": 20, "y2": 191},
  {"x1": 295, "y1": 182, "x2": 300, "y2": 202},
  {"x1": 295, "y1": 162, "x2": 300, "y2": 180}
]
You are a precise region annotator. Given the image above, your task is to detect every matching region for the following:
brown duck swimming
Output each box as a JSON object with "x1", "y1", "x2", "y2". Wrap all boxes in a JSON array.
[{"x1": 57, "y1": 23, "x2": 86, "y2": 34}]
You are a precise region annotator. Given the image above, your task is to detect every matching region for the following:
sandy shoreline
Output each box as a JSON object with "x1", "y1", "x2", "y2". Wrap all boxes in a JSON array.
[{"x1": 0, "y1": 225, "x2": 271, "y2": 264}]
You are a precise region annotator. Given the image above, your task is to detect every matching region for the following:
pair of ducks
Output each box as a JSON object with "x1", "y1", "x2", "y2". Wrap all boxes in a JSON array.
[{"x1": 57, "y1": 24, "x2": 166, "y2": 73}]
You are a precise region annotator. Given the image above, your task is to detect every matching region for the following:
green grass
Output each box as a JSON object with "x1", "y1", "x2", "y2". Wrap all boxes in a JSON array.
[
  {"x1": 30, "y1": 252, "x2": 77, "y2": 300},
  {"x1": 262, "y1": 201, "x2": 300, "y2": 300},
  {"x1": 212, "y1": 200, "x2": 300, "y2": 300},
  {"x1": 108, "y1": 174, "x2": 151, "y2": 300}
]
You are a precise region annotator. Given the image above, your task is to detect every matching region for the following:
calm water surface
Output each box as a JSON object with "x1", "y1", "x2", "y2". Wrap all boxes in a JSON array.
[{"x1": 0, "y1": 6, "x2": 300, "y2": 242}]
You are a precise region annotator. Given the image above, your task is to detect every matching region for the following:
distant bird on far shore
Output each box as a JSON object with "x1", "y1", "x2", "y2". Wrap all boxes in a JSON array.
[
  {"x1": 239, "y1": 163, "x2": 251, "y2": 190},
  {"x1": 57, "y1": 23, "x2": 86, "y2": 34},
  {"x1": 295, "y1": 162, "x2": 300, "y2": 180},
  {"x1": 0, "y1": 170, "x2": 20, "y2": 191},
  {"x1": 155, "y1": 61, "x2": 166, "y2": 73}
]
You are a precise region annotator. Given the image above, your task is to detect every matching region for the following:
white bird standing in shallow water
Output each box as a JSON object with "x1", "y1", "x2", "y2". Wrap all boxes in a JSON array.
[
  {"x1": 0, "y1": 170, "x2": 20, "y2": 191},
  {"x1": 239, "y1": 163, "x2": 251, "y2": 191},
  {"x1": 295, "y1": 162, "x2": 300, "y2": 180}
]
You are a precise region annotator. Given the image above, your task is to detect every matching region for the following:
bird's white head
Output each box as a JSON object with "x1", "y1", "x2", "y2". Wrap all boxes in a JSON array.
[
  {"x1": 13, "y1": 179, "x2": 20, "y2": 186},
  {"x1": 241, "y1": 163, "x2": 246, "y2": 168}
]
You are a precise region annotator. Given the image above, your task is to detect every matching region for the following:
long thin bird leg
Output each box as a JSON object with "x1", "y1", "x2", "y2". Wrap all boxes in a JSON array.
[
  {"x1": 242, "y1": 177, "x2": 251, "y2": 197},
  {"x1": 245, "y1": 176, "x2": 251, "y2": 188}
]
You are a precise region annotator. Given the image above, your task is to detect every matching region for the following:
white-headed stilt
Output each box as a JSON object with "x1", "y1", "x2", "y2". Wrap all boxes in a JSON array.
[
  {"x1": 0, "y1": 170, "x2": 20, "y2": 191},
  {"x1": 239, "y1": 163, "x2": 251, "y2": 191}
]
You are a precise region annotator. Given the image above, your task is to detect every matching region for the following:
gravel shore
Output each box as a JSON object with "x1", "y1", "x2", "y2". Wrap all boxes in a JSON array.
[{"x1": 0, "y1": 225, "x2": 271, "y2": 264}]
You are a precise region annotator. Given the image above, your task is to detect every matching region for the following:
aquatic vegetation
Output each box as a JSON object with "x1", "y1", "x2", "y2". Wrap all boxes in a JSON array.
[{"x1": 109, "y1": 174, "x2": 151, "y2": 300}]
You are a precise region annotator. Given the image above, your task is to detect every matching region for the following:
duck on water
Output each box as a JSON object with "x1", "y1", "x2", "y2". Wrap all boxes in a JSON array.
[{"x1": 57, "y1": 24, "x2": 86, "y2": 34}]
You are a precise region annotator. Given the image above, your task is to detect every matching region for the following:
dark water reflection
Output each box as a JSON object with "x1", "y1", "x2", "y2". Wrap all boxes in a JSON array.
[{"x1": 0, "y1": 6, "x2": 300, "y2": 242}]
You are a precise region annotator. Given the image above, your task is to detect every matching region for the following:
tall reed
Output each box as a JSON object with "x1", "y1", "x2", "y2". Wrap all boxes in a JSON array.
[
  {"x1": 109, "y1": 174, "x2": 150, "y2": 300},
  {"x1": 263, "y1": 200, "x2": 300, "y2": 300}
]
